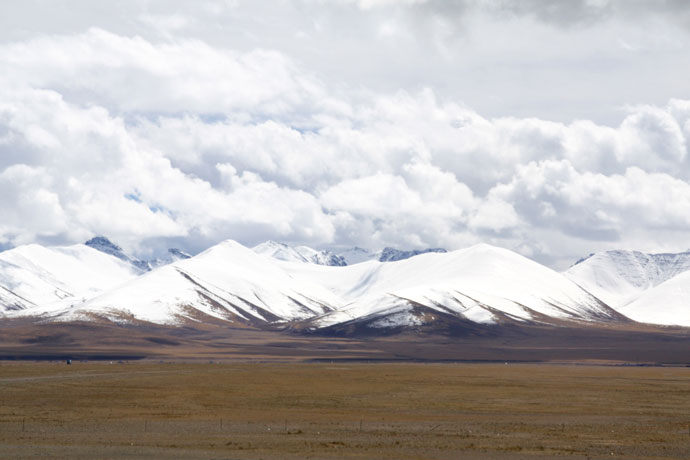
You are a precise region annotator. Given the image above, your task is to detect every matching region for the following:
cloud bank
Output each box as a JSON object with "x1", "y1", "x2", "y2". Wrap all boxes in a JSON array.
[{"x1": 1, "y1": 2, "x2": 690, "y2": 269}]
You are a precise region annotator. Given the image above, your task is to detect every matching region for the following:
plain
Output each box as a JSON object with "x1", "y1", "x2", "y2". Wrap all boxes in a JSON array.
[{"x1": 1, "y1": 361, "x2": 689, "y2": 459}]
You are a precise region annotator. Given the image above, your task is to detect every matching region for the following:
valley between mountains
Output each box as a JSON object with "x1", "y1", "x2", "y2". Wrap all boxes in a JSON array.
[{"x1": 1, "y1": 238, "x2": 689, "y2": 362}]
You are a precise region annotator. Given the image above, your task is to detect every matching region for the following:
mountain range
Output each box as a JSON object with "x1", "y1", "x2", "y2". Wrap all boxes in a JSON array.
[
  {"x1": 252, "y1": 241, "x2": 447, "y2": 266},
  {"x1": 564, "y1": 249, "x2": 690, "y2": 326},
  {"x1": 84, "y1": 237, "x2": 191, "y2": 271},
  {"x1": 1, "y1": 238, "x2": 689, "y2": 333}
]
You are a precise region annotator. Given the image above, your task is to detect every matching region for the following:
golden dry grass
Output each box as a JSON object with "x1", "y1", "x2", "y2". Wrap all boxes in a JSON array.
[{"x1": 1, "y1": 362, "x2": 689, "y2": 459}]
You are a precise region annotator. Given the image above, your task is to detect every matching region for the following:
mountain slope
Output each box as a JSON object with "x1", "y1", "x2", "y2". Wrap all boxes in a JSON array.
[
  {"x1": 253, "y1": 241, "x2": 346, "y2": 266},
  {"x1": 565, "y1": 250, "x2": 690, "y2": 307},
  {"x1": 0, "y1": 283, "x2": 33, "y2": 311},
  {"x1": 282, "y1": 244, "x2": 625, "y2": 333},
  {"x1": 46, "y1": 240, "x2": 343, "y2": 325},
  {"x1": 0, "y1": 244, "x2": 142, "y2": 314},
  {"x1": 85, "y1": 237, "x2": 152, "y2": 271},
  {"x1": 149, "y1": 248, "x2": 192, "y2": 269},
  {"x1": 85, "y1": 236, "x2": 192, "y2": 271},
  {"x1": 12, "y1": 240, "x2": 690, "y2": 332},
  {"x1": 617, "y1": 271, "x2": 690, "y2": 326}
]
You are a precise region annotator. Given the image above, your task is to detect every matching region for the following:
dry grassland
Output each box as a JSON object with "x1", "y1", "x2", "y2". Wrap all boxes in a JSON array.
[{"x1": 1, "y1": 362, "x2": 689, "y2": 459}]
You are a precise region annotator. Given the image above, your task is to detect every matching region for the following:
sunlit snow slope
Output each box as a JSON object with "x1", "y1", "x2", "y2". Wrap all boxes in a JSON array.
[
  {"x1": 281, "y1": 244, "x2": 623, "y2": 331},
  {"x1": 49, "y1": 240, "x2": 341, "y2": 325},
  {"x1": 565, "y1": 250, "x2": 690, "y2": 306},
  {"x1": 619, "y1": 270, "x2": 690, "y2": 326},
  {"x1": 7, "y1": 240, "x2": 688, "y2": 330},
  {"x1": 0, "y1": 244, "x2": 142, "y2": 315},
  {"x1": 563, "y1": 249, "x2": 690, "y2": 327}
]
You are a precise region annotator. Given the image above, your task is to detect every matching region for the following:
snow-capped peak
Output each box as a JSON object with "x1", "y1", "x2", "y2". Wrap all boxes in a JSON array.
[
  {"x1": 335, "y1": 246, "x2": 449, "y2": 265},
  {"x1": 253, "y1": 241, "x2": 346, "y2": 266},
  {"x1": 336, "y1": 247, "x2": 378, "y2": 265},
  {"x1": 297, "y1": 242, "x2": 622, "y2": 332},
  {"x1": 84, "y1": 236, "x2": 122, "y2": 254},
  {"x1": 5, "y1": 239, "x2": 690, "y2": 329},
  {"x1": 565, "y1": 248, "x2": 690, "y2": 308},
  {"x1": 0, "y1": 242, "x2": 142, "y2": 313},
  {"x1": 378, "y1": 246, "x2": 447, "y2": 262},
  {"x1": 149, "y1": 248, "x2": 192, "y2": 268},
  {"x1": 253, "y1": 240, "x2": 309, "y2": 263},
  {"x1": 85, "y1": 237, "x2": 197, "y2": 271},
  {"x1": 85, "y1": 236, "x2": 150, "y2": 272}
]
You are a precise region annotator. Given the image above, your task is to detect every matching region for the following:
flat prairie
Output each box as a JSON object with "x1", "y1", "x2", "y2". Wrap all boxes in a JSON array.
[{"x1": 1, "y1": 362, "x2": 689, "y2": 459}]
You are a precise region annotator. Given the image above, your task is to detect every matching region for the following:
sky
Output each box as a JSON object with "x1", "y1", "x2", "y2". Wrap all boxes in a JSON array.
[{"x1": 1, "y1": 0, "x2": 690, "y2": 269}]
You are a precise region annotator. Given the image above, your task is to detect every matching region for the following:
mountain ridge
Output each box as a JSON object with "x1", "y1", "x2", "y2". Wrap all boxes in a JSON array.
[
  {"x1": 2, "y1": 240, "x2": 690, "y2": 330},
  {"x1": 253, "y1": 240, "x2": 346, "y2": 266},
  {"x1": 85, "y1": 236, "x2": 191, "y2": 271},
  {"x1": 565, "y1": 249, "x2": 690, "y2": 308}
]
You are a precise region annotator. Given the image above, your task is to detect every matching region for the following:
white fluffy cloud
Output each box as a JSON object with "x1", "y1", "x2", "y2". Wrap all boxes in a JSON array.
[
  {"x1": 1, "y1": 28, "x2": 329, "y2": 118},
  {"x1": 0, "y1": 83, "x2": 344, "y2": 253},
  {"x1": 1, "y1": 3, "x2": 690, "y2": 267}
]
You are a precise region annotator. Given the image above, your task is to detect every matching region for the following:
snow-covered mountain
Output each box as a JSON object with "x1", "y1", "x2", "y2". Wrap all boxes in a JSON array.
[
  {"x1": 0, "y1": 284, "x2": 31, "y2": 312},
  {"x1": 565, "y1": 249, "x2": 690, "y2": 308},
  {"x1": 616, "y1": 270, "x2": 690, "y2": 326},
  {"x1": 85, "y1": 237, "x2": 152, "y2": 271},
  {"x1": 253, "y1": 241, "x2": 346, "y2": 266},
  {"x1": 285, "y1": 244, "x2": 622, "y2": 333},
  {"x1": 564, "y1": 249, "x2": 690, "y2": 327},
  {"x1": 0, "y1": 243, "x2": 142, "y2": 314},
  {"x1": 378, "y1": 246, "x2": 447, "y2": 262},
  {"x1": 5, "y1": 239, "x2": 690, "y2": 330},
  {"x1": 149, "y1": 248, "x2": 192, "y2": 269},
  {"x1": 41, "y1": 240, "x2": 341, "y2": 325},
  {"x1": 335, "y1": 246, "x2": 449, "y2": 264},
  {"x1": 336, "y1": 247, "x2": 378, "y2": 265},
  {"x1": 85, "y1": 236, "x2": 191, "y2": 271},
  {"x1": 255, "y1": 241, "x2": 450, "y2": 266}
]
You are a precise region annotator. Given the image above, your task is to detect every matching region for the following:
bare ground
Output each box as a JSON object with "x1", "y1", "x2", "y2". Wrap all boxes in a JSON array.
[{"x1": 0, "y1": 319, "x2": 689, "y2": 364}]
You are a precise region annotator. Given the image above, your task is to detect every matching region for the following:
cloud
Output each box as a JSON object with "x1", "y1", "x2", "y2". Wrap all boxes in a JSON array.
[
  {"x1": 491, "y1": 160, "x2": 690, "y2": 243},
  {"x1": 0, "y1": 83, "x2": 336, "y2": 253},
  {"x1": 3, "y1": 1, "x2": 690, "y2": 125},
  {"x1": 0, "y1": 24, "x2": 690, "y2": 268},
  {"x1": 0, "y1": 28, "x2": 328, "y2": 118},
  {"x1": 0, "y1": 164, "x2": 69, "y2": 243},
  {"x1": 489, "y1": 0, "x2": 613, "y2": 27}
]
